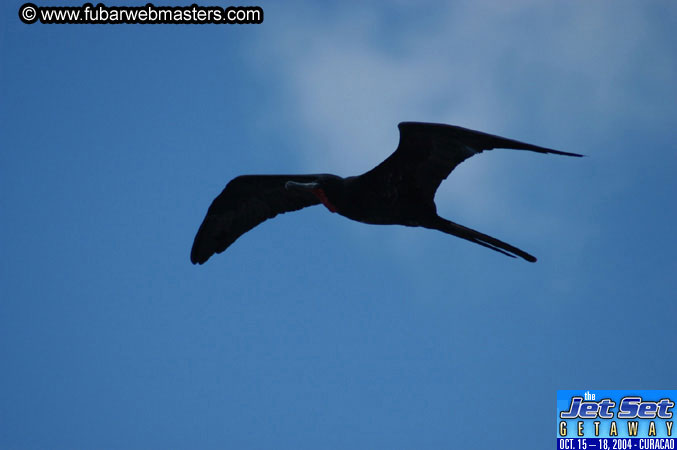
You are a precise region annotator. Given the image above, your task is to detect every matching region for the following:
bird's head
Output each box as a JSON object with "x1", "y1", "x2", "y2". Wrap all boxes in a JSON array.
[{"x1": 285, "y1": 174, "x2": 344, "y2": 213}]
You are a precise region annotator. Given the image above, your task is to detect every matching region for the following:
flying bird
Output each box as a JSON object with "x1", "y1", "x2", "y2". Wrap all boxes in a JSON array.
[{"x1": 191, "y1": 122, "x2": 581, "y2": 264}]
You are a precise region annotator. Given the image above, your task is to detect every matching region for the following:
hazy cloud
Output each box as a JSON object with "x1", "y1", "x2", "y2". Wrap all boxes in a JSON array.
[{"x1": 251, "y1": 0, "x2": 675, "y2": 249}]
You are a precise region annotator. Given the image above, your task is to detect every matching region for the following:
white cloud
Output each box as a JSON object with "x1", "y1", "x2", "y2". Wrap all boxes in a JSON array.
[{"x1": 249, "y1": 0, "x2": 675, "y2": 251}]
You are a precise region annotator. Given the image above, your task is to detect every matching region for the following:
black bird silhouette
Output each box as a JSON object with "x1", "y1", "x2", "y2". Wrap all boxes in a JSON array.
[{"x1": 191, "y1": 122, "x2": 581, "y2": 264}]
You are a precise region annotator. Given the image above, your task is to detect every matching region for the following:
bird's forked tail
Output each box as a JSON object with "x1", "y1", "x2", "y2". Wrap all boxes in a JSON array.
[{"x1": 424, "y1": 216, "x2": 537, "y2": 262}]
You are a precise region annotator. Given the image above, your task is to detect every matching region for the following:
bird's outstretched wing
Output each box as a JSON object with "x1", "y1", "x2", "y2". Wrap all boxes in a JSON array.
[
  {"x1": 363, "y1": 122, "x2": 582, "y2": 200},
  {"x1": 191, "y1": 175, "x2": 322, "y2": 264}
]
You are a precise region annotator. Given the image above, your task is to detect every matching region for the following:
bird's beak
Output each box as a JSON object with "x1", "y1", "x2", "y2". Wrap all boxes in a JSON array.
[{"x1": 285, "y1": 181, "x2": 319, "y2": 191}]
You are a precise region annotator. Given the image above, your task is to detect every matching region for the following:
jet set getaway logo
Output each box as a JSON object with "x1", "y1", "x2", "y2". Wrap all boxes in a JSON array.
[{"x1": 557, "y1": 390, "x2": 676, "y2": 450}]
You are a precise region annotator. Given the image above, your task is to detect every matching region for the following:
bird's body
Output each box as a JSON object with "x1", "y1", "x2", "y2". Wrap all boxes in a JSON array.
[
  {"x1": 191, "y1": 122, "x2": 582, "y2": 264},
  {"x1": 307, "y1": 175, "x2": 433, "y2": 226}
]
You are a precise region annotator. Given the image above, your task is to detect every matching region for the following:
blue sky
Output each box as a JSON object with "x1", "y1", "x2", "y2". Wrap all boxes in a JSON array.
[{"x1": 1, "y1": 1, "x2": 676, "y2": 448}]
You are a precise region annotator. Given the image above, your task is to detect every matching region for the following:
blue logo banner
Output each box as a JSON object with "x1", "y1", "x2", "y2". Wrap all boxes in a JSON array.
[{"x1": 557, "y1": 390, "x2": 676, "y2": 449}]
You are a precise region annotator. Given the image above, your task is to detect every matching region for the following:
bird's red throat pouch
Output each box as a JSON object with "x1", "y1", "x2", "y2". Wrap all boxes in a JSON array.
[{"x1": 313, "y1": 188, "x2": 337, "y2": 213}]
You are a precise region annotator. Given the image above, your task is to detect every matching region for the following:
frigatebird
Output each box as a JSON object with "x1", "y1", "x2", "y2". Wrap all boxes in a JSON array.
[{"x1": 191, "y1": 122, "x2": 581, "y2": 264}]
